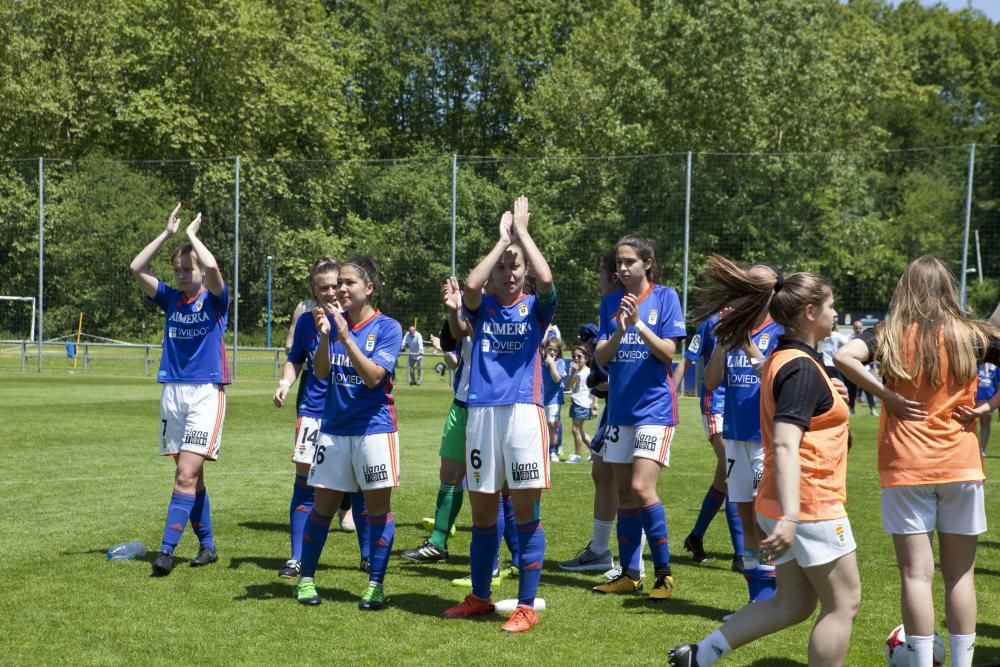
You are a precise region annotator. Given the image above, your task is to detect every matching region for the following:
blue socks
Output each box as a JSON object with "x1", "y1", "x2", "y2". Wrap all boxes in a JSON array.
[
  {"x1": 754, "y1": 564, "x2": 776, "y2": 601},
  {"x1": 726, "y1": 498, "x2": 744, "y2": 555},
  {"x1": 189, "y1": 488, "x2": 215, "y2": 550},
  {"x1": 300, "y1": 509, "x2": 333, "y2": 578},
  {"x1": 289, "y1": 475, "x2": 315, "y2": 561},
  {"x1": 159, "y1": 490, "x2": 196, "y2": 555},
  {"x1": 352, "y1": 492, "x2": 370, "y2": 559},
  {"x1": 641, "y1": 502, "x2": 671, "y2": 573},
  {"x1": 470, "y1": 524, "x2": 500, "y2": 600},
  {"x1": 516, "y1": 520, "x2": 545, "y2": 607},
  {"x1": 502, "y1": 494, "x2": 519, "y2": 565},
  {"x1": 617, "y1": 507, "x2": 643, "y2": 579},
  {"x1": 367, "y1": 512, "x2": 394, "y2": 585},
  {"x1": 692, "y1": 485, "x2": 726, "y2": 539}
]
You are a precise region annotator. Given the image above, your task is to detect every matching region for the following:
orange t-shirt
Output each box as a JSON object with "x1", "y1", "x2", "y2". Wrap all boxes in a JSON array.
[
  {"x1": 874, "y1": 328, "x2": 984, "y2": 487},
  {"x1": 757, "y1": 348, "x2": 851, "y2": 521}
]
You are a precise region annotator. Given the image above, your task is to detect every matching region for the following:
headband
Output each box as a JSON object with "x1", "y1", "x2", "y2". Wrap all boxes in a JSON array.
[{"x1": 343, "y1": 262, "x2": 373, "y2": 286}]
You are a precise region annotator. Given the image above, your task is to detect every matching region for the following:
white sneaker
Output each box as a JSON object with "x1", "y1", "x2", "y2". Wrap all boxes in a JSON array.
[
  {"x1": 566, "y1": 454, "x2": 582, "y2": 464},
  {"x1": 339, "y1": 508, "x2": 356, "y2": 532},
  {"x1": 603, "y1": 563, "x2": 644, "y2": 581},
  {"x1": 549, "y1": 452, "x2": 560, "y2": 463}
]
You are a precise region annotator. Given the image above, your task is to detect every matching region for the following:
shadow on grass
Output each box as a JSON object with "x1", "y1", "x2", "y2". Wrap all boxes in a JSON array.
[
  {"x1": 620, "y1": 595, "x2": 733, "y2": 620},
  {"x1": 238, "y1": 521, "x2": 288, "y2": 533},
  {"x1": 746, "y1": 660, "x2": 804, "y2": 666},
  {"x1": 390, "y1": 592, "x2": 466, "y2": 618},
  {"x1": 227, "y1": 556, "x2": 338, "y2": 573},
  {"x1": 234, "y1": 582, "x2": 355, "y2": 603},
  {"x1": 979, "y1": 540, "x2": 1000, "y2": 549},
  {"x1": 975, "y1": 566, "x2": 1000, "y2": 578}
]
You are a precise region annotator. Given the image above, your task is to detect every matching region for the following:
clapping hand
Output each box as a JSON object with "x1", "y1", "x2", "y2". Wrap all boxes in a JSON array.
[
  {"x1": 499, "y1": 210, "x2": 513, "y2": 244},
  {"x1": 186, "y1": 212, "x2": 203, "y2": 239},
  {"x1": 512, "y1": 195, "x2": 530, "y2": 239},
  {"x1": 441, "y1": 276, "x2": 462, "y2": 312},
  {"x1": 166, "y1": 202, "x2": 182, "y2": 236},
  {"x1": 617, "y1": 294, "x2": 640, "y2": 330}
]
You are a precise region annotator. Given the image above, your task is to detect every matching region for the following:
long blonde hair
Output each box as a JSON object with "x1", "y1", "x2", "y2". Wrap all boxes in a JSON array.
[{"x1": 877, "y1": 256, "x2": 998, "y2": 385}]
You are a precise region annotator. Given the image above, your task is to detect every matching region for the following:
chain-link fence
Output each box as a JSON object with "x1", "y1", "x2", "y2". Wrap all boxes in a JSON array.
[{"x1": 1, "y1": 146, "x2": 996, "y2": 376}]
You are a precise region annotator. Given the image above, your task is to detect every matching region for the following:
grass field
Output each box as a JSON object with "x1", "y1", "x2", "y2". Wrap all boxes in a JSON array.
[{"x1": 2, "y1": 372, "x2": 999, "y2": 666}]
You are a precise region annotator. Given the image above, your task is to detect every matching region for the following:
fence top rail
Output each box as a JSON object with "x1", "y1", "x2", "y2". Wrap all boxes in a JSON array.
[{"x1": 2, "y1": 340, "x2": 451, "y2": 356}]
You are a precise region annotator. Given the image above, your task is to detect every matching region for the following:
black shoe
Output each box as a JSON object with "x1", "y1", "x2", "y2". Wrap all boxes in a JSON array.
[
  {"x1": 667, "y1": 644, "x2": 699, "y2": 666},
  {"x1": 278, "y1": 559, "x2": 301, "y2": 579},
  {"x1": 360, "y1": 557, "x2": 371, "y2": 573},
  {"x1": 731, "y1": 553, "x2": 744, "y2": 573},
  {"x1": 190, "y1": 547, "x2": 218, "y2": 567},
  {"x1": 401, "y1": 540, "x2": 448, "y2": 564},
  {"x1": 151, "y1": 551, "x2": 174, "y2": 577},
  {"x1": 683, "y1": 533, "x2": 709, "y2": 564}
]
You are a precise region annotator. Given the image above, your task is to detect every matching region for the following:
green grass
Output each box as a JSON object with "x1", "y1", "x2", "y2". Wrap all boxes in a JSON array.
[{"x1": 1, "y1": 372, "x2": 999, "y2": 666}]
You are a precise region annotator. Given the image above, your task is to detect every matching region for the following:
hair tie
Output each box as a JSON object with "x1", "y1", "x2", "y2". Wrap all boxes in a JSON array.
[{"x1": 773, "y1": 269, "x2": 784, "y2": 293}]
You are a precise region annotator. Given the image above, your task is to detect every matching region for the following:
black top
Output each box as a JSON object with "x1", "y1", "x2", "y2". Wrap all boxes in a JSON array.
[
  {"x1": 771, "y1": 338, "x2": 835, "y2": 431},
  {"x1": 858, "y1": 325, "x2": 1000, "y2": 365},
  {"x1": 586, "y1": 359, "x2": 609, "y2": 399},
  {"x1": 438, "y1": 318, "x2": 458, "y2": 353}
]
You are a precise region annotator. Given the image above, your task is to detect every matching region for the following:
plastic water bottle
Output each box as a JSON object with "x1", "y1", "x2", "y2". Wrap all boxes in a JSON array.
[{"x1": 106, "y1": 541, "x2": 148, "y2": 560}]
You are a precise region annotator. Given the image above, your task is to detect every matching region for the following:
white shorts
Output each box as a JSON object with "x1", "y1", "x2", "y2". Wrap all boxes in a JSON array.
[
  {"x1": 757, "y1": 514, "x2": 857, "y2": 568},
  {"x1": 292, "y1": 416, "x2": 322, "y2": 464},
  {"x1": 466, "y1": 404, "x2": 550, "y2": 494},
  {"x1": 544, "y1": 403, "x2": 561, "y2": 422},
  {"x1": 160, "y1": 383, "x2": 225, "y2": 460},
  {"x1": 702, "y1": 413, "x2": 724, "y2": 439},
  {"x1": 603, "y1": 424, "x2": 674, "y2": 466},
  {"x1": 309, "y1": 431, "x2": 400, "y2": 493},
  {"x1": 881, "y1": 481, "x2": 986, "y2": 535},
  {"x1": 725, "y1": 439, "x2": 764, "y2": 502}
]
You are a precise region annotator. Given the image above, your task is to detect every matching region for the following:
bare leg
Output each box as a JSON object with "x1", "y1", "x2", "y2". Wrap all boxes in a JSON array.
[
  {"x1": 802, "y1": 552, "x2": 861, "y2": 666},
  {"x1": 892, "y1": 532, "x2": 936, "y2": 637}
]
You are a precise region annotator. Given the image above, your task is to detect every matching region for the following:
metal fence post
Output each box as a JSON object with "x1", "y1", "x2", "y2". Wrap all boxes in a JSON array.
[
  {"x1": 451, "y1": 154, "x2": 457, "y2": 277},
  {"x1": 21, "y1": 341, "x2": 26, "y2": 370},
  {"x1": 960, "y1": 144, "x2": 975, "y2": 310},
  {"x1": 37, "y1": 157, "x2": 44, "y2": 372},
  {"x1": 233, "y1": 156, "x2": 241, "y2": 379},
  {"x1": 144, "y1": 344, "x2": 150, "y2": 376},
  {"x1": 682, "y1": 151, "x2": 692, "y2": 319}
]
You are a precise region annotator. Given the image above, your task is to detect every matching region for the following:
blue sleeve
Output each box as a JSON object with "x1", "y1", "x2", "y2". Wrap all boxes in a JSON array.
[
  {"x1": 288, "y1": 313, "x2": 310, "y2": 364},
  {"x1": 658, "y1": 289, "x2": 686, "y2": 340},
  {"x1": 598, "y1": 293, "x2": 614, "y2": 341},
  {"x1": 371, "y1": 320, "x2": 403, "y2": 373},
  {"x1": 151, "y1": 280, "x2": 172, "y2": 310},
  {"x1": 534, "y1": 288, "x2": 557, "y2": 329},
  {"x1": 684, "y1": 320, "x2": 707, "y2": 362},
  {"x1": 208, "y1": 282, "x2": 230, "y2": 310}
]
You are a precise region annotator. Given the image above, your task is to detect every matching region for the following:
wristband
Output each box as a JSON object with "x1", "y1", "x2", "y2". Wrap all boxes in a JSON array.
[
  {"x1": 633, "y1": 320, "x2": 647, "y2": 333},
  {"x1": 279, "y1": 379, "x2": 291, "y2": 389}
]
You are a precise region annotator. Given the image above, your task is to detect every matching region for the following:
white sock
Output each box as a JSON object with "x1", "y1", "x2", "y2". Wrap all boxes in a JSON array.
[
  {"x1": 592, "y1": 519, "x2": 613, "y2": 553},
  {"x1": 639, "y1": 529, "x2": 647, "y2": 575},
  {"x1": 948, "y1": 633, "x2": 975, "y2": 667},
  {"x1": 696, "y1": 629, "x2": 732, "y2": 667},
  {"x1": 906, "y1": 634, "x2": 935, "y2": 666}
]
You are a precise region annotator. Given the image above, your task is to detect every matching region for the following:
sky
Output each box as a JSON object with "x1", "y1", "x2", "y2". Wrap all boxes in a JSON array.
[{"x1": 896, "y1": 0, "x2": 1000, "y2": 21}]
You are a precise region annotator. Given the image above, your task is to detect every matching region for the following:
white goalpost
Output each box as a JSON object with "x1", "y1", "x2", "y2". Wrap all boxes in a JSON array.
[{"x1": 0, "y1": 296, "x2": 37, "y2": 342}]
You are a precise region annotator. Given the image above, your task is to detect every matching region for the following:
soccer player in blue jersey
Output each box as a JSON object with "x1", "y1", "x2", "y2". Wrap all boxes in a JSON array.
[
  {"x1": 674, "y1": 313, "x2": 745, "y2": 572},
  {"x1": 442, "y1": 196, "x2": 555, "y2": 634},
  {"x1": 273, "y1": 258, "x2": 369, "y2": 578},
  {"x1": 696, "y1": 256, "x2": 786, "y2": 602},
  {"x1": 976, "y1": 362, "x2": 999, "y2": 456},
  {"x1": 591, "y1": 235, "x2": 686, "y2": 601},
  {"x1": 293, "y1": 256, "x2": 403, "y2": 611},
  {"x1": 130, "y1": 203, "x2": 229, "y2": 577}
]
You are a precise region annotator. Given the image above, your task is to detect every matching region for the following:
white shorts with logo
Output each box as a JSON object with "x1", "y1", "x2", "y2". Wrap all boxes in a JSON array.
[
  {"x1": 466, "y1": 404, "x2": 550, "y2": 494},
  {"x1": 725, "y1": 439, "x2": 764, "y2": 502},
  {"x1": 309, "y1": 431, "x2": 400, "y2": 493},
  {"x1": 160, "y1": 383, "x2": 225, "y2": 460},
  {"x1": 881, "y1": 481, "x2": 986, "y2": 535},
  {"x1": 603, "y1": 424, "x2": 674, "y2": 466},
  {"x1": 291, "y1": 416, "x2": 322, "y2": 464},
  {"x1": 702, "y1": 413, "x2": 724, "y2": 439},
  {"x1": 757, "y1": 514, "x2": 857, "y2": 568}
]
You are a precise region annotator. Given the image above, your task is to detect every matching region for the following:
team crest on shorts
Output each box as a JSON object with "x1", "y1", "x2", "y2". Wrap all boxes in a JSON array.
[
  {"x1": 689, "y1": 334, "x2": 701, "y2": 353},
  {"x1": 648, "y1": 309, "x2": 658, "y2": 325},
  {"x1": 758, "y1": 333, "x2": 771, "y2": 350},
  {"x1": 473, "y1": 471, "x2": 481, "y2": 485},
  {"x1": 518, "y1": 302, "x2": 528, "y2": 316},
  {"x1": 835, "y1": 524, "x2": 847, "y2": 547},
  {"x1": 365, "y1": 333, "x2": 376, "y2": 351}
]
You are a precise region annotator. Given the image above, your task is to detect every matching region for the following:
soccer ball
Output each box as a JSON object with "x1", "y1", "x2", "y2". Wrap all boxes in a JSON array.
[{"x1": 884, "y1": 624, "x2": 945, "y2": 666}]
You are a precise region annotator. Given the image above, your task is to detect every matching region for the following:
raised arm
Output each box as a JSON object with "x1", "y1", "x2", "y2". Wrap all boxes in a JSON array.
[
  {"x1": 835, "y1": 337, "x2": 927, "y2": 420},
  {"x1": 464, "y1": 211, "x2": 513, "y2": 312},
  {"x1": 185, "y1": 213, "x2": 225, "y2": 297},
  {"x1": 129, "y1": 202, "x2": 181, "y2": 298},
  {"x1": 511, "y1": 196, "x2": 552, "y2": 295},
  {"x1": 442, "y1": 276, "x2": 471, "y2": 338}
]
